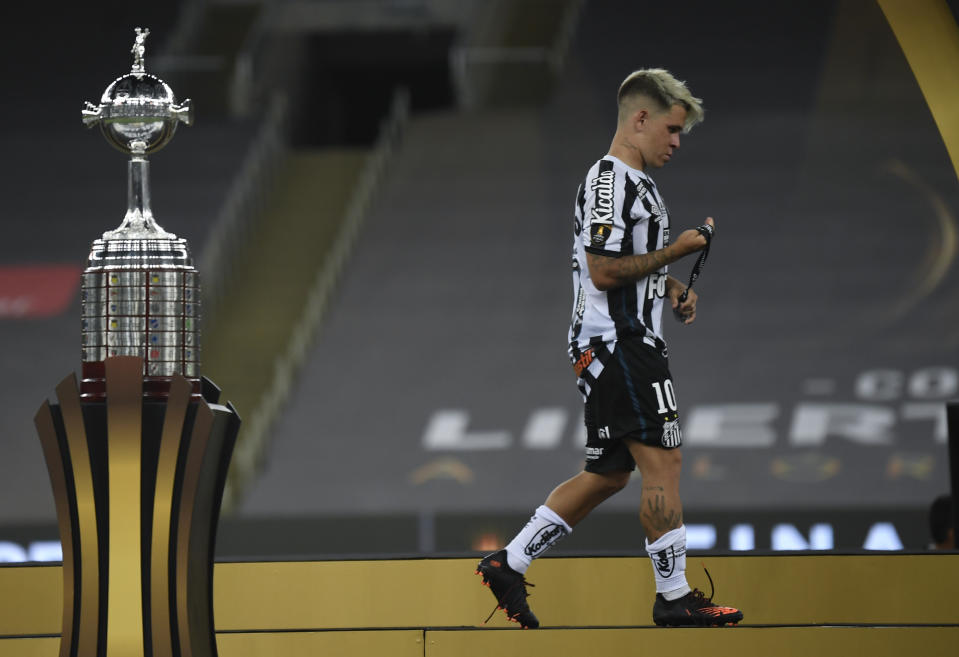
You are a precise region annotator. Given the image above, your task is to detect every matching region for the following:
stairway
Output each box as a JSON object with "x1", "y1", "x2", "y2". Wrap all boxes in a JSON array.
[{"x1": 201, "y1": 148, "x2": 367, "y2": 422}]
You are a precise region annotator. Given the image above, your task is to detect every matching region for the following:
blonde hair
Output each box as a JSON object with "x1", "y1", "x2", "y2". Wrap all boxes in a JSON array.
[{"x1": 617, "y1": 68, "x2": 704, "y2": 132}]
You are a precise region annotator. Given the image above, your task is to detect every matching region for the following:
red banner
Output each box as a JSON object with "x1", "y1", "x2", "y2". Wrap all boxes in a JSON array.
[{"x1": 0, "y1": 265, "x2": 81, "y2": 319}]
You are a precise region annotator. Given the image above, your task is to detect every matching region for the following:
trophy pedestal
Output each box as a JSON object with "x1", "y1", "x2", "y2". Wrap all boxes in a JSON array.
[{"x1": 34, "y1": 356, "x2": 240, "y2": 657}]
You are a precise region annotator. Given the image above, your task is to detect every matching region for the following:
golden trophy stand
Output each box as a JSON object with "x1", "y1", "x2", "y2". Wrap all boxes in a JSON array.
[{"x1": 35, "y1": 357, "x2": 239, "y2": 657}]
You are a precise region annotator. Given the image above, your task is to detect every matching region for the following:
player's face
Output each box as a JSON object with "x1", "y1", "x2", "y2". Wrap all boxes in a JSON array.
[{"x1": 640, "y1": 104, "x2": 686, "y2": 169}]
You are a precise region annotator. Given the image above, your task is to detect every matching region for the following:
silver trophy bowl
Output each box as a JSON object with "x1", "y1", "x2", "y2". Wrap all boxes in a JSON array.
[
  {"x1": 88, "y1": 72, "x2": 192, "y2": 155},
  {"x1": 82, "y1": 27, "x2": 192, "y2": 156}
]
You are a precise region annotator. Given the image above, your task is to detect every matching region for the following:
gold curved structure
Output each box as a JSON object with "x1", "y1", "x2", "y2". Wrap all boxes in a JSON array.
[
  {"x1": 878, "y1": 0, "x2": 959, "y2": 182},
  {"x1": 56, "y1": 374, "x2": 100, "y2": 657},
  {"x1": 34, "y1": 357, "x2": 240, "y2": 657}
]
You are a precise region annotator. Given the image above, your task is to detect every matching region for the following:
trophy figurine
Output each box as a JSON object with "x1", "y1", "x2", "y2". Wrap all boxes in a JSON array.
[{"x1": 34, "y1": 29, "x2": 239, "y2": 657}]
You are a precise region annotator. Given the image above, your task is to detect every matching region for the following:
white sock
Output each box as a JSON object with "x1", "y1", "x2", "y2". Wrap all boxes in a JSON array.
[
  {"x1": 645, "y1": 525, "x2": 690, "y2": 599},
  {"x1": 504, "y1": 505, "x2": 572, "y2": 574}
]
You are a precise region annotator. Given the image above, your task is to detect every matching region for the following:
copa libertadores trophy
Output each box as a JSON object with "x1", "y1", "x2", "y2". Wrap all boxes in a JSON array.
[{"x1": 34, "y1": 28, "x2": 240, "y2": 657}]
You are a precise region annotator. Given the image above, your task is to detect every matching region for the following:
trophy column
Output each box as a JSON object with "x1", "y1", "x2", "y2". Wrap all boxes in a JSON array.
[{"x1": 34, "y1": 28, "x2": 240, "y2": 657}]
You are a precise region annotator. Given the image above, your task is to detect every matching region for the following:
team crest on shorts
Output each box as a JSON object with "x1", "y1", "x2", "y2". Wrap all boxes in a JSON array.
[{"x1": 661, "y1": 419, "x2": 682, "y2": 448}]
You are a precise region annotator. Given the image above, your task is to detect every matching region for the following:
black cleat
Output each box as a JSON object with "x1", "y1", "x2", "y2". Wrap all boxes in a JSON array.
[
  {"x1": 475, "y1": 550, "x2": 539, "y2": 628},
  {"x1": 652, "y1": 569, "x2": 743, "y2": 627}
]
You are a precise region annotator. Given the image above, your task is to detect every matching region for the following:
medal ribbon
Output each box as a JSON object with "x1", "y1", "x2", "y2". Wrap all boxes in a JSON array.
[{"x1": 678, "y1": 223, "x2": 713, "y2": 303}]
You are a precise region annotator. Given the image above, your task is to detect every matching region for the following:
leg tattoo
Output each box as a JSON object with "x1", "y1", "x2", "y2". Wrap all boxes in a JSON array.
[{"x1": 641, "y1": 487, "x2": 682, "y2": 534}]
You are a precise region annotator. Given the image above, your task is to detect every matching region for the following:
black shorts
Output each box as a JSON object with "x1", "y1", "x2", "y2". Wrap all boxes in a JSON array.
[{"x1": 582, "y1": 336, "x2": 683, "y2": 473}]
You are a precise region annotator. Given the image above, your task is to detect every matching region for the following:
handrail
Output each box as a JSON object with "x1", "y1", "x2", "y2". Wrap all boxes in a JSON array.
[
  {"x1": 221, "y1": 88, "x2": 411, "y2": 510},
  {"x1": 198, "y1": 93, "x2": 290, "y2": 317},
  {"x1": 551, "y1": 0, "x2": 584, "y2": 74},
  {"x1": 228, "y1": 0, "x2": 284, "y2": 118},
  {"x1": 159, "y1": 0, "x2": 209, "y2": 60}
]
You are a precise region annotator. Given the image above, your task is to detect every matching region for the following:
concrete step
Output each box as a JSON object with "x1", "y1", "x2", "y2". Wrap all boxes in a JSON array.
[
  {"x1": 3, "y1": 627, "x2": 958, "y2": 657},
  {"x1": 2, "y1": 554, "x2": 957, "y2": 636}
]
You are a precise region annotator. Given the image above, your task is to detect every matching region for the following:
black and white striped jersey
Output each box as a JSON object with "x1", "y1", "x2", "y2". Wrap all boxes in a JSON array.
[{"x1": 568, "y1": 155, "x2": 670, "y2": 396}]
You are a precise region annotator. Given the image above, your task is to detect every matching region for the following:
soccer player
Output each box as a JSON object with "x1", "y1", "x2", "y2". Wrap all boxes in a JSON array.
[{"x1": 477, "y1": 69, "x2": 743, "y2": 628}]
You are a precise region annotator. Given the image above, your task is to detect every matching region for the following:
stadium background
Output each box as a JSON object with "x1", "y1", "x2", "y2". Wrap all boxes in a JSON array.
[{"x1": 0, "y1": 0, "x2": 956, "y2": 562}]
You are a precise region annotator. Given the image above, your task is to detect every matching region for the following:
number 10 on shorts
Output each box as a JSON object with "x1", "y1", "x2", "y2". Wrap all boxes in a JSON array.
[{"x1": 651, "y1": 379, "x2": 677, "y2": 415}]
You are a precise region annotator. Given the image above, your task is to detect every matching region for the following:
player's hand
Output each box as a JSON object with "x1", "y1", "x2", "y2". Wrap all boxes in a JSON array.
[
  {"x1": 675, "y1": 217, "x2": 715, "y2": 257},
  {"x1": 669, "y1": 284, "x2": 697, "y2": 325}
]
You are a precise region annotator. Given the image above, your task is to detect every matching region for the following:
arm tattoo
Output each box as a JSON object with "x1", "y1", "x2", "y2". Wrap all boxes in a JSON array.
[
  {"x1": 641, "y1": 492, "x2": 683, "y2": 534},
  {"x1": 588, "y1": 248, "x2": 673, "y2": 287}
]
